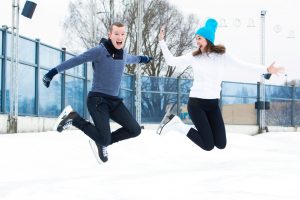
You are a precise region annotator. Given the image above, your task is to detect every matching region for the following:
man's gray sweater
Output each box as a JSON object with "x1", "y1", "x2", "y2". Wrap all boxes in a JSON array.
[{"x1": 55, "y1": 44, "x2": 141, "y2": 97}]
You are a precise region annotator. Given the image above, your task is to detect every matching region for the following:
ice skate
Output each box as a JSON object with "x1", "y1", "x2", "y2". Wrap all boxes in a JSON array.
[
  {"x1": 53, "y1": 105, "x2": 76, "y2": 132},
  {"x1": 156, "y1": 104, "x2": 176, "y2": 135},
  {"x1": 89, "y1": 140, "x2": 108, "y2": 164},
  {"x1": 157, "y1": 114, "x2": 186, "y2": 135}
]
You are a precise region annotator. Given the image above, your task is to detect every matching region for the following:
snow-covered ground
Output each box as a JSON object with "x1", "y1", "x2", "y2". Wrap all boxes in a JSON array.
[{"x1": 1, "y1": 129, "x2": 300, "y2": 200}]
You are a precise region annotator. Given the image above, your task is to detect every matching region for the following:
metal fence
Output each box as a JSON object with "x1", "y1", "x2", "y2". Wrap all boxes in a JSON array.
[
  {"x1": 121, "y1": 75, "x2": 300, "y2": 126},
  {"x1": 1, "y1": 27, "x2": 299, "y2": 127}
]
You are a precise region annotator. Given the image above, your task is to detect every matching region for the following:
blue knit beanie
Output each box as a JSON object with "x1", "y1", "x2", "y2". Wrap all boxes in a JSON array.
[{"x1": 195, "y1": 18, "x2": 218, "y2": 44}]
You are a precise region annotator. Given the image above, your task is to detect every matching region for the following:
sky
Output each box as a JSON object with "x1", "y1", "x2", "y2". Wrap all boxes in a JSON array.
[
  {"x1": 0, "y1": 0, "x2": 299, "y2": 84},
  {"x1": 0, "y1": 129, "x2": 300, "y2": 200}
]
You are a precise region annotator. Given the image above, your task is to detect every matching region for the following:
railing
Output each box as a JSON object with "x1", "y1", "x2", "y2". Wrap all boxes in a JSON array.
[{"x1": 1, "y1": 27, "x2": 299, "y2": 127}]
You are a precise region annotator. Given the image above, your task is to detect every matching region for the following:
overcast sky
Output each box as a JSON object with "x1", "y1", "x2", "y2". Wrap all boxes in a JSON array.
[{"x1": 0, "y1": 0, "x2": 299, "y2": 83}]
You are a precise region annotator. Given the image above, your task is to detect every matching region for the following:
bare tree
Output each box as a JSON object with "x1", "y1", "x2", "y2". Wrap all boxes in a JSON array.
[
  {"x1": 62, "y1": 0, "x2": 111, "y2": 53},
  {"x1": 62, "y1": 0, "x2": 198, "y2": 77},
  {"x1": 120, "y1": 0, "x2": 198, "y2": 77},
  {"x1": 62, "y1": 0, "x2": 199, "y2": 121}
]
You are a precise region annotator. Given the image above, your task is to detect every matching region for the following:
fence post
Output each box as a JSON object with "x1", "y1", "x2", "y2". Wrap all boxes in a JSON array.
[
  {"x1": 1, "y1": 26, "x2": 8, "y2": 113},
  {"x1": 220, "y1": 82, "x2": 223, "y2": 111},
  {"x1": 291, "y1": 85, "x2": 295, "y2": 127},
  {"x1": 83, "y1": 62, "x2": 88, "y2": 119},
  {"x1": 133, "y1": 73, "x2": 137, "y2": 120},
  {"x1": 132, "y1": 74, "x2": 137, "y2": 117},
  {"x1": 61, "y1": 48, "x2": 66, "y2": 112},
  {"x1": 177, "y1": 77, "x2": 181, "y2": 116},
  {"x1": 35, "y1": 38, "x2": 40, "y2": 116},
  {"x1": 257, "y1": 81, "x2": 262, "y2": 133}
]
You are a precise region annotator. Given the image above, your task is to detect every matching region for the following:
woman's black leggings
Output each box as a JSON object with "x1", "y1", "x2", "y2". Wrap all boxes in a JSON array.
[{"x1": 187, "y1": 98, "x2": 226, "y2": 151}]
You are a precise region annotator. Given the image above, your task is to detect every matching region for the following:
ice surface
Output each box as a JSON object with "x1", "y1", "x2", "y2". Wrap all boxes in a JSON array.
[{"x1": 1, "y1": 129, "x2": 300, "y2": 200}]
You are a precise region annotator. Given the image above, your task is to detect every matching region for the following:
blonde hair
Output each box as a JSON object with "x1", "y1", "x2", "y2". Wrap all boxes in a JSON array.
[{"x1": 109, "y1": 22, "x2": 125, "y2": 32}]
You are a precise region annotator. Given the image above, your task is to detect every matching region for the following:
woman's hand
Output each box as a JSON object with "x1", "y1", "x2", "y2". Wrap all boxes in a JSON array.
[
  {"x1": 267, "y1": 61, "x2": 285, "y2": 75},
  {"x1": 159, "y1": 26, "x2": 165, "y2": 41}
]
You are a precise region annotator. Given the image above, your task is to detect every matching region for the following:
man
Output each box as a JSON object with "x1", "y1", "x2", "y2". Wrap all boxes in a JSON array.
[{"x1": 43, "y1": 22, "x2": 152, "y2": 163}]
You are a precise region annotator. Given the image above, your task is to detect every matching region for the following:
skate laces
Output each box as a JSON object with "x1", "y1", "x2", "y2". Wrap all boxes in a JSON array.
[
  {"x1": 102, "y1": 146, "x2": 108, "y2": 157},
  {"x1": 62, "y1": 119, "x2": 72, "y2": 130},
  {"x1": 165, "y1": 114, "x2": 176, "y2": 125}
]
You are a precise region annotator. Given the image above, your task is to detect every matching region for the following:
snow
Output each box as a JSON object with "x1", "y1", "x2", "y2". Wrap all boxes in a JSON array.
[{"x1": 1, "y1": 129, "x2": 300, "y2": 200}]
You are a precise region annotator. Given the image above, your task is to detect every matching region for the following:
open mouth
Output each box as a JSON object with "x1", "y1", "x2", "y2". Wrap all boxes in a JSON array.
[{"x1": 116, "y1": 41, "x2": 123, "y2": 46}]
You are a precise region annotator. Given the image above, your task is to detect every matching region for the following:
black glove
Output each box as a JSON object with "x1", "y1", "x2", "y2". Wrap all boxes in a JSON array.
[
  {"x1": 263, "y1": 73, "x2": 272, "y2": 80},
  {"x1": 43, "y1": 68, "x2": 58, "y2": 88},
  {"x1": 139, "y1": 55, "x2": 153, "y2": 64}
]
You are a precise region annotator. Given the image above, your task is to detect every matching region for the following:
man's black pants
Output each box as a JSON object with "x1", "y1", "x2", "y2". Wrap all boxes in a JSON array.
[{"x1": 73, "y1": 96, "x2": 141, "y2": 146}]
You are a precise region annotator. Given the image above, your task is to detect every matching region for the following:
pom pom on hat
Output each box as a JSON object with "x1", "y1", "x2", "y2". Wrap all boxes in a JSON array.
[{"x1": 195, "y1": 18, "x2": 218, "y2": 44}]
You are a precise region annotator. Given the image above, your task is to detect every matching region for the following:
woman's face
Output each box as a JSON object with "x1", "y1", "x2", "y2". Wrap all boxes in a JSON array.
[{"x1": 195, "y1": 35, "x2": 208, "y2": 52}]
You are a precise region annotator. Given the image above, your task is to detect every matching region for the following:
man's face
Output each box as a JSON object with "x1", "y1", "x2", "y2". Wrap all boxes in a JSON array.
[{"x1": 108, "y1": 25, "x2": 126, "y2": 49}]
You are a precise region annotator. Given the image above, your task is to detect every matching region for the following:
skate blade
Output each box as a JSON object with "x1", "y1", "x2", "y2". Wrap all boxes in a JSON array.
[
  {"x1": 89, "y1": 140, "x2": 103, "y2": 165},
  {"x1": 156, "y1": 113, "x2": 175, "y2": 135},
  {"x1": 156, "y1": 113, "x2": 169, "y2": 135},
  {"x1": 156, "y1": 125, "x2": 163, "y2": 135},
  {"x1": 156, "y1": 104, "x2": 176, "y2": 135},
  {"x1": 52, "y1": 105, "x2": 73, "y2": 131}
]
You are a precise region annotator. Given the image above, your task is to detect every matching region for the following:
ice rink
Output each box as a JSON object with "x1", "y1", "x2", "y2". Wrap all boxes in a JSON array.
[{"x1": 1, "y1": 129, "x2": 300, "y2": 200}]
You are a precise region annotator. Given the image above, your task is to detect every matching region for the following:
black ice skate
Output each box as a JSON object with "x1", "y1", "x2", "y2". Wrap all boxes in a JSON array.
[
  {"x1": 53, "y1": 105, "x2": 76, "y2": 132},
  {"x1": 89, "y1": 140, "x2": 108, "y2": 164}
]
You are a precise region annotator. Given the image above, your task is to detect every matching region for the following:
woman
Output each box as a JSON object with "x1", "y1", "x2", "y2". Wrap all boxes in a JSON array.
[{"x1": 157, "y1": 18, "x2": 284, "y2": 151}]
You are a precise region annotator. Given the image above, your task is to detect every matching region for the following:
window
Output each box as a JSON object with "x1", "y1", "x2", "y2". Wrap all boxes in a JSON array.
[
  {"x1": 0, "y1": 31, "x2": 2, "y2": 56},
  {"x1": 39, "y1": 45, "x2": 61, "y2": 68},
  {"x1": 6, "y1": 35, "x2": 35, "y2": 64},
  {"x1": 119, "y1": 89, "x2": 134, "y2": 114},
  {"x1": 65, "y1": 76, "x2": 84, "y2": 116},
  {"x1": 87, "y1": 62, "x2": 93, "y2": 80},
  {"x1": 5, "y1": 61, "x2": 11, "y2": 113},
  {"x1": 222, "y1": 82, "x2": 257, "y2": 98},
  {"x1": 0, "y1": 60, "x2": 2, "y2": 111},
  {"x1": 18, "y1": 64, "x2": 35, "y2": 115},
  {"x1": 39, "y1": 69, "x2": 62, "y2": 116},
  {"x1": 121, "y1": 73, "x2": 133, "y2": 90},
  {"x1": 296, "y1": 87, "x2": 300, "y2": 99},
  {"x1": 18, "y1": 37, "x2": 36, "y2": 64},
  {"x1": 65, "y1": 54, "x2": 84, "y2": 77}
]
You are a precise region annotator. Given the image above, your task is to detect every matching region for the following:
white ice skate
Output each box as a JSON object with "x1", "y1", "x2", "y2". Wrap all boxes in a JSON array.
[
  {"x1": 53, "y1": 105, "x2": 73, "y2": 132},
  {"x1": 156, "y1": 104, "x2": 176, "y2": 135},
  {"x1": 157, "y1": 114, "x2": 186, "y2": 135}
]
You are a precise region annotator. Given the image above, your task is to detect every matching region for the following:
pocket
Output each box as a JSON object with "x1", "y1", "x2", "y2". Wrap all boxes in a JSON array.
[{"x1": 87, "y1": 97, "x2": 105, "y2": 110}]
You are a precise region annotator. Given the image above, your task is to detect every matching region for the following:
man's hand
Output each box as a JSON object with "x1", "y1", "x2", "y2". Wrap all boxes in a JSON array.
[
  {"x1": 139, "y1": 56, "x2": 153, "y2": 64},
  {"x1": 43, "y1": 68, "x2": 58, "y2": 88}
]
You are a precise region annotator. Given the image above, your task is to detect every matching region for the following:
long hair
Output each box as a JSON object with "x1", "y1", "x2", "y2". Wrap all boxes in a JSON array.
[{"x1": 192, "y1": 40, "x2": 226, "y2": 56}]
